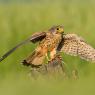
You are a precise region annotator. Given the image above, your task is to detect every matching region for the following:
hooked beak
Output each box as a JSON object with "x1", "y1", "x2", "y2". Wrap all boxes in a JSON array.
[{"x1": 59, "y1": 28, "x2": 64, "y2": 33}]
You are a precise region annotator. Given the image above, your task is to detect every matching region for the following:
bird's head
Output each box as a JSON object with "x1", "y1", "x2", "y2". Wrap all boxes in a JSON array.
[{"x1": 49, "y1": 25, "x2": 64, "y2": 34}]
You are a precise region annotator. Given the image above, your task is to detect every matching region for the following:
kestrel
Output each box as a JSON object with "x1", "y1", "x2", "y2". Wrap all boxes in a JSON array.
[
  {"x1": 0, "y1": 25, "x2": 64, "y2": 66},
  {"x1": 0, "y1": 25, "x2": 95, "y2": 67}
]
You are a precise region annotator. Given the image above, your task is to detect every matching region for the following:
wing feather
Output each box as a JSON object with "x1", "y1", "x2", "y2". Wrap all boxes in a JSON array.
[
  {"x1": 60, "y1": 34, "x2": 95, "y2": 62},
  {"x1": 0, "y1": 32, "x2": 46, "y2": 62},
  {"x1": 30, "y1": 32, "x2": 46, "y2": 43}
]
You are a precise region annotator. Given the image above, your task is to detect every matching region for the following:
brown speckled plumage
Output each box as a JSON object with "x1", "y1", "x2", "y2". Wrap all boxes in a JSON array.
[
  {"x1": 23, "y1": 25, "x2": 64, "y2": 66},
  {"x1": 60, "y1": 34, "x2": 95, "y2": 62},
  {"x1": 0, "y1": 25, "x2": 95, "y2": 66}
]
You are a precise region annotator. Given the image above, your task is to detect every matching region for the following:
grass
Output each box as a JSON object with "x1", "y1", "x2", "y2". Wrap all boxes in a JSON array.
[{"x1": 0, "y1": 0, "x2": 95, "y2": 95}]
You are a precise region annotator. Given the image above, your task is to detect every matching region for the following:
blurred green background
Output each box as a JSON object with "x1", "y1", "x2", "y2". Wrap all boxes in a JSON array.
[{"x1": 0, "y1": 0, "x2": 95, "y2": 95}]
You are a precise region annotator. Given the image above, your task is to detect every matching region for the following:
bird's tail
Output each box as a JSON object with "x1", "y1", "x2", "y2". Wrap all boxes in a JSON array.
[{"x1": 22, "y1": 51, "x2": 45, "y2": 66}]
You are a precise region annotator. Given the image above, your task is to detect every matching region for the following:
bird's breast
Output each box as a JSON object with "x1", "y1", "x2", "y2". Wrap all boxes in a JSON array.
[{"x1": 42, "y1": 34, "x2": 62, "y2": 51}]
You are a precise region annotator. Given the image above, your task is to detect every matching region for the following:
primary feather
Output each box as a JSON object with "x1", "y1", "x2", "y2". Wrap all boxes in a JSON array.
[{"x1": 0, "y1": 32, "x2": 46, "y2": 62}]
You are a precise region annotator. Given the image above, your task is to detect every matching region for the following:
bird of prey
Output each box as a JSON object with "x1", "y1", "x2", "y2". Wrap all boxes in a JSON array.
[
  {"x1": 0, "y1": 25, "x2": 64, "y2": 66},
  {"x1": 0, "y1": 25, "x2": 95, "y2": 67}
]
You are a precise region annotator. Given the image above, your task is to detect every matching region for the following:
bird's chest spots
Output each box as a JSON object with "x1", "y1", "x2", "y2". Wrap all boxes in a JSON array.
[{"x1": 43, "y1": 35, "x2": 62, "y2": 51}]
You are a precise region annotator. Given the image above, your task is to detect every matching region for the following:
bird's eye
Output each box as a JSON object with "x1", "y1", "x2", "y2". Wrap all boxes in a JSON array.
[{"x1": 57, "y1": 28, "x2": 59, "y2": 30}]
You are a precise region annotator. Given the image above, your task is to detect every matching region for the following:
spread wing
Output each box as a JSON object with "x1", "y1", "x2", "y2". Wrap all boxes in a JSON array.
[
  {"x1": 58, "y1": 34, "x2": 95, "y2": 62},
  {"x1": 0, "y1": 32, "x2": 46, "y2": 62}
]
